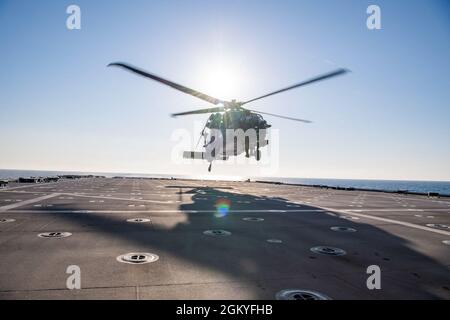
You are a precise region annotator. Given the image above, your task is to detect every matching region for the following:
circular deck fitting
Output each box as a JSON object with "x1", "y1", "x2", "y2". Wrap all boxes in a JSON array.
[
  {"x1": 330, "y1": 226, "x2": 357, "y2": 233},
  {"x1": 310, "y1": 246, "x2": 346, "y2": 256},
  {"x1": 267, "y1": 239, "x2": 283, "y2": 244},
  {"x1": 276, "y1": 289, "x2": 331, "y2": 300},
  {"x1": 442, "y1": 240, "x2": 450, "y2": 246},
  {"x1": 0, "y1": 218, "x2": 15, "y2": 223},
  {"x1": 38, "y1": 232, "x2": 72, "y2": 238},
  {"x1": 116, "y1": 252, "x2": 159, "y2": 264},
  {"x1": 126, "y1": 218, "x2": 151, "y2": 223},
  {"x1": 426, "y1": 224, "x2": 450, "y2": 230},
  {"x1": 242, "y1": 217, "x2": 265, "y2": 222},
  {"x1": 203, "y1": 230, "x2": 232, "y2": 237}
]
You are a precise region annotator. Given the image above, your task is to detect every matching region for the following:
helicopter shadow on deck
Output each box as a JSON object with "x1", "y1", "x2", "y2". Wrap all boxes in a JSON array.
[{"x1": 21, "y1": 185, "x2": 450, "y2": 299}]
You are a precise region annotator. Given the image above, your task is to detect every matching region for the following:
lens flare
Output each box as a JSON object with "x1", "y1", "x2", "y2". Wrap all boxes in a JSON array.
[{"x1": 215, "y1": 198, "x2": 231, "y2": 218}]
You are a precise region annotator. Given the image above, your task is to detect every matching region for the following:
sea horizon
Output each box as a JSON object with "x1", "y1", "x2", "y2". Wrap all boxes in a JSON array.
[
  {"x1": 0, "y1": 167, "x2": 449, "y2": 182},
  {"x1": 1, "y1": 168, "x2": 449, "y2": 196}
]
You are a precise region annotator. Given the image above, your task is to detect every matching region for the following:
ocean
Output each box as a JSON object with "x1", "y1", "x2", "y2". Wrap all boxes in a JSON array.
[
  {"x1": 260, "y1": 177, "x2": 450, "y2": 196},
  {"x1": 1, "y1": 169, "x2": 449, "y2": 196}
]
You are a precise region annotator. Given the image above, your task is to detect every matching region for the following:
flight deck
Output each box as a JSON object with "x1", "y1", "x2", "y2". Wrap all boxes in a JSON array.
[{"x1": 0, "y1": 177, "x2": 449, "y2": 299}]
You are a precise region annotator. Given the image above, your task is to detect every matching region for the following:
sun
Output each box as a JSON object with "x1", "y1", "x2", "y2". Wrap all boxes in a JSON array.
[{"x1": 199, "y1": 60, "x2": 243, "y2": 101}]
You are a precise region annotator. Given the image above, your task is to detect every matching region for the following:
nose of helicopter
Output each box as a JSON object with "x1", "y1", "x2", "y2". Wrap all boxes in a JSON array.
[{"x1": 261, "y1": 120, "x2": 271, "y2": 128}]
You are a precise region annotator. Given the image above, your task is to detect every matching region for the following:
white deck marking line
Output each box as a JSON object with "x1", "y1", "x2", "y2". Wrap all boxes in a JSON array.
[
  {"x1": 5, "y1": 209, "x2": 325, "y2": 214},
  {"x1": 62, "y1": 193, "x2": 173, "y2": 204},
  {"x1": 0, "y1": 191, "x2": 49, "y2": 195},
  {"x1": 0, "y1": 193, "x2": 61, "y2": 212},
  {"x1": 268, "y1": 186, "x2": 450, "y2": 205},
  {"x1": 88, "y1": 192, "x2": 179, "y2": 197},
  {"x1": 0, "y1": 182, "x2": 59, "y2": 192},
  {"x1": 344, "y1": 192, "x2": 450, "y2": 205},
  {"x1": 319, "y1": 206, "x2": 450, "y2": 236},
  {"x1": 347, "y1": 208, "x2": 449, "y2": 212}
]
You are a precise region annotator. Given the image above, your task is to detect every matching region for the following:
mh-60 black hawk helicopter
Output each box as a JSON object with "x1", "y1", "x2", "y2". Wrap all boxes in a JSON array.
[{"x1": 109, "y1": 62, "x2": 349, "y2": 172}]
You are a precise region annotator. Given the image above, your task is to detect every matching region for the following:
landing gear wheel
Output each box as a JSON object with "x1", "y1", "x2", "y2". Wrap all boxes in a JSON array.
[
  {"x1": 256, "y1": 149, "x2": 261, "y2": 161},
  {"x1": 208, "y1": 163, "x2": 212, "y2": 172}
]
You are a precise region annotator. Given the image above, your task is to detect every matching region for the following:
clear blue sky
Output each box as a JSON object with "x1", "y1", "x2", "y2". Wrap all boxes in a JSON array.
[{"x1": 0, "y1": 0, "x2": 449, "y2": 180}]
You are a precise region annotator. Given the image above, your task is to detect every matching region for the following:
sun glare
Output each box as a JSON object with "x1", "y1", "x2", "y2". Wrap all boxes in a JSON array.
[{"x1": 199, "y1": 61, "x2": 243, "y2": 101}]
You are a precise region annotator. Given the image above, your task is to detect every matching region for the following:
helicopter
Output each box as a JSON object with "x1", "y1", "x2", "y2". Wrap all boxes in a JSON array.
[{"x1": 108, "y1": 62, "x2": 349, "y2": 172}]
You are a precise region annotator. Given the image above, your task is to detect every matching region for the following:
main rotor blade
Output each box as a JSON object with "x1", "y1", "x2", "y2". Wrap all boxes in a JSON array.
[
  {"x1": 241, "y1": 68, "x2": 349, "y2": 106},
  {"x1": 171, "y1": 106, "x2": 225, "y2": 117},
  {"x1": 108, "y1": 62, "x2": 224, "y2": 105},
  {"x1": 249, "y1": 109, "x2": 312, "y2": 123}
]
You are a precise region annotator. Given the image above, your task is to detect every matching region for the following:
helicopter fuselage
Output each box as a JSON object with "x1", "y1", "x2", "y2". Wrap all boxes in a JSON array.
[{"x1": 197, "y1": 111, "x2": 270, "y2": 163}]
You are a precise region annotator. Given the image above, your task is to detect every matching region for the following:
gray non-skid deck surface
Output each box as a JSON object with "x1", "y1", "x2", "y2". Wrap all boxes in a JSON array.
[{"x1": 0, "y1": 178, "x2": 449, "y2": 299}]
